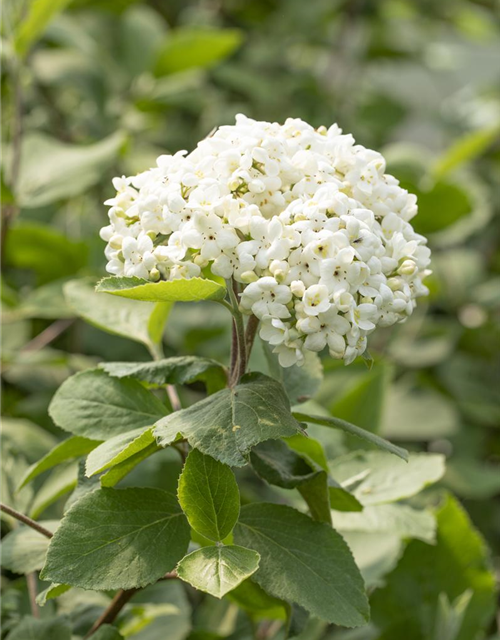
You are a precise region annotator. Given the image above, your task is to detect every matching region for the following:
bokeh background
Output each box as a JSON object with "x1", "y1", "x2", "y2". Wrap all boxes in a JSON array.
[{"x1": 2, "y1": 0, "x2": 500, "y2": 638}]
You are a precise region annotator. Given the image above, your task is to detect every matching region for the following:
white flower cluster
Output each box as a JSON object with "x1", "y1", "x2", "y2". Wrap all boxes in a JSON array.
[{"x1": 100, "y1": 115, "x2": 431, "y2": 366}]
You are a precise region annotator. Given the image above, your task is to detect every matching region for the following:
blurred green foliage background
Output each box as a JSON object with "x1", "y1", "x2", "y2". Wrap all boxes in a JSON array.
[{"x1": 1, "y1": 0, "x2": 500, "y2": 638}]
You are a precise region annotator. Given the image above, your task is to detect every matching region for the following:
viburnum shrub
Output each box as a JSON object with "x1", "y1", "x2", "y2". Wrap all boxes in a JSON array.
[{"x1": 5, "y1": 116, "x2": 444, "y2": 638}]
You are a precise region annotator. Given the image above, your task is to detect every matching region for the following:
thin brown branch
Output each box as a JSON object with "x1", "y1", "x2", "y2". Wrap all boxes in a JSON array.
[
  {"x1": 84, "y1": 588, "x2": 138, "y2": 638},
  {"x1": 166, "y1": 384, "x2": 182, "y2": 412},
  {"x1": 26, "y1": 573, "x2": 40, "y2": 618},
  {"x1": 0, "y1": 503, "x2": 53, "y2": 538},
  {"x1": 22, "y1": 318, "x2": 74, "y2": 352},
  {"x1": 245, "y1": 314, "x2": 260, "y2": 361},
  {"x1": 86, "y1": 571, "x2": 179, "y2": 638}
]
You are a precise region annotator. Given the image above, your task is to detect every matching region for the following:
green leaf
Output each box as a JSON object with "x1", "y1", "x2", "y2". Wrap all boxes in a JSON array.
[
  {"x1": 433, "y1": 126, "x2": 500, "y2": 179},
  {"x1": 19, "y1": 436, "x2": 99, "y2": 489},
  {"x1": 30, "y1": 462, "x2": 78, "y2": 519},
  {"x1": 250, "y1": 439, "x2": 319, "y2": 490},
  {"x1": 328, "y1": 363, "x2": 391, "y2": 432},
  {"x1": 65, "y1": 278, "x2": 170, "y2": 352},
  {"x1": 36, "y1": 583, "x2": 71, "y2": 607},
  {"x1": 15, "y1": 132, "x2": 124, "y2": 208},
  {"x1": 177, "y1": 545, "x2": 260, "y2": 599},
  {"x1": 263, "y1": 341, "x2": 323, "y2": 405},
  {"x1": 4, "y1": 224, "x2": 87, "y2": 284},
  {"x1": 41, "y1": 487, "x2": 190, "y2": 590},
  {"x1": 328, "y1": 481, "x2": 364, "y2": 513},
  {"x1": 293, "y1": 412, "x2": 408, "y2": 461},
  {"x1": 330, "y1": 451, "x2": 445, "y2": 506},
  {"x1": 234, "y1": 503, "x2": 369, "y2": 627},
  {"x1": 96, "y1": 276, "x2": 226, "y2": 303},
  {"x1": 1, "y1": 520, "x2": 58, "y2": 574},
  {"x1": 85, "y1": 428, "x2": 156, "y2": 477},
  {"x1": 100, "y1": 356, "x2": 227, "y2": 394},
  {"x1": 100, "y1": 442, "x2": 160, "y2": 488},
  {"x1": 5, "y1": 616, "x2": 71, "y2": 640},
  {"x1": 155, "y1": 373, "x2": 302, "y2": 467},
  {"x1": 178, "y1": 448, "x2": 240, "y2": 542},
  {"x1": 371, "y1": 495, "x2": 496, "y2": 640},
  {"x1": 14, "y1": 0, "x2": 72, "y2": 57},
  {"x1": 332, "y1": 504, "x2": 436, "y2": 544},
  {"x1": 119, "y1": 5, "x2": 167, "y2": 78},
  {"x1": 284, "y1": 434, "x2": 329, "y2": 472},
  {"x1": 154, "y1": 27, "x2": 243, "y2": 76},
  {"x1": 49, "y1": 369, "x2": 167, "y2": 440},
  {"x1": 297, "y1": 471, "x2": 332, "y2": 524}
]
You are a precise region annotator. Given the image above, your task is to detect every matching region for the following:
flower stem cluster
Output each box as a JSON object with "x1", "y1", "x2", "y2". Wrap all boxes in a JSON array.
[{"x1": 101, "y1": 115, "x2": 431, "y2": 366}]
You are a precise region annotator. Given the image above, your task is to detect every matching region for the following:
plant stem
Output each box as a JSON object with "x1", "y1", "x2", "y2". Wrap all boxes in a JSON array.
[
  {"x1": 26, "y1": 573, "x2": 40, "y2": 618},
  {"x1": 84, "y1": 588, "x2": 138, "y2": 638},
  {"x1": 245, "y1": 314, "x2": 260, "y2": 361},
  {"x1": 227, "y1": 279, "x2": 247, "y2": 385},
  {"x1": 0, "y1": 503, "x2": 53, "y2": 538},
  {"x1": 85, "y1": 571, "x2": 178, "y2": 638}
]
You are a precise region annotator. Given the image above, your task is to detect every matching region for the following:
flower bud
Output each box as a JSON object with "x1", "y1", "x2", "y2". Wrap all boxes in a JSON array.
[
  {"x1": 398, "y1": 259, "x2": 417, "y2": 276},
  {"x1": 194, "y1": 254, "x2": 209, "y2": 268},
  {"x1": 149, "y1": 268, "x2": 160, "y2": 282},
  {"x1": 290, "y1": 280, "x2": 305, "y2": 297},
  {"x1": 109, "y1": 234, "x2": 123, "y2": 249},
  {"x1": 240, "y1": 271, "x2": 258, "y2": 284}
]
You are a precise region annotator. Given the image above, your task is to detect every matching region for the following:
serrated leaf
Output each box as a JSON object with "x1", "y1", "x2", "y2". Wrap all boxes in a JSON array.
[
  {"x1": 178, "y1": 448, "x2": 240, "y2": 541},
  {"x1": 250, "y1": 439, "x2": 319, "y2": 490},
  {"x1": 65, "y1": 278, "x2": 170, "y2": 352},
  {"x1": 234, "y1": 503, "x2": 369, "y2": 627},
  {"x1": 177, "y1": 545, "x2": 260, "y2": 598},
  {"x1": 41, "y1": 487, "x2": 190, "y2": 590},
  {"x1": 293, "y1": 411, "x2": 408, "y2": 461},
  {"x1": 371, "y1": 495, "x2": 496, "y2": 640},
  {"x1": 36, "y1": 583, "x2": 71, "y2": 607},
  {"x1": 96, "y1": 276, "x2": 226, "y2": 303},
  {"x1": 19, "y1": 436, "x2": 99, "y2": 489},
  {"x1": 1, "y1": 521, "x2": 58, "y2": 574},
  {"x1": 100, "y1": 356, "x2": 226, "y2": 394},
  {"x1": 49, "y1": 369, "x2": 167, "y2": 440},
  {"x1": 5, "y1": 616, "x2": 71, "y2": 640},
  {"x1": 330, "y1": 451, "x2": 445, "y2": 506},
  {"x1": 155, "y1": 373, "x2": 302, "y2": 467},
  {"x1": 85, "y1": 428, "x2": 156, "y2": 477},
  {"x1": 154, "y1": 27, "x2": 243, "y2": 76}
]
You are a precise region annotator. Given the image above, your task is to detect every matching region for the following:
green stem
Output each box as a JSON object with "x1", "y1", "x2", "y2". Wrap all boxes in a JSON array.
[{"x1": 226, "y1": 280, "x2": 247, "y2": 385}]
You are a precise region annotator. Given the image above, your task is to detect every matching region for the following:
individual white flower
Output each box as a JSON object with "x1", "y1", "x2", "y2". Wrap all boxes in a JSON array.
[
  {"x1": 122, "y1": 235, "x2": 155, "y2": 279},
  {"x1": 302, "y1": 284, "x2": 331, "y2": 316},
  {"x1": 240, "y1": 277, "x2": 292, "y2": 319}
]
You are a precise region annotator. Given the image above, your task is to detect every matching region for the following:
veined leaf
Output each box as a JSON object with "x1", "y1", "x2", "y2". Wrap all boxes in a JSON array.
[
  {"x1": 155, "y1": 373, "x2": 302, "y2": 467},
  {"x1": 49, "y1": 369, "x2": 167, "y2": 440},
  {"x1": 85, "y1": 428, "x2": 156, "y2": 477},
  {"x1": 41, "y1": 487, "x2": 190, "y2": 590},
  {"x1": 100, "y1": 355, "x2": 226, "y2": 394},
  {"x1": 178, "y1": 448, "x2": 240, "y2": 541},
  {"x1": 177, "y1": 545, "x2": 260, "y2": 598},
  {"x1": 234, "y1": 503, "x2": 369, "y2": 627},
  {"x1": 36, "y1": 583, "x2": 71, "y2": 607}
]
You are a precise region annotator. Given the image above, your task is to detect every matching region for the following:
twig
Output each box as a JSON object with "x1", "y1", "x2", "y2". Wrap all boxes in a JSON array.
[
  {"x1": 166, "y1": 384, "x2": 182, "y2": 412},
  {"x1": 22, "y1": 319, "x2": 74, "y2": 352},
  {"x1": 245, "y1": 314, "x2": 260, "y2": 361},
  {"x1": 84, "y1": 588, "x2": 138, "y2": 638},
  {"x1": 0, "y1": 503, "x2": 53, "y2": 538},
  {"x1": 85, "y1": 571, "x2": 178, "y2": 638},
  {"x1": 26, "y1": 573, "x2": 40, "y2": 618}
]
